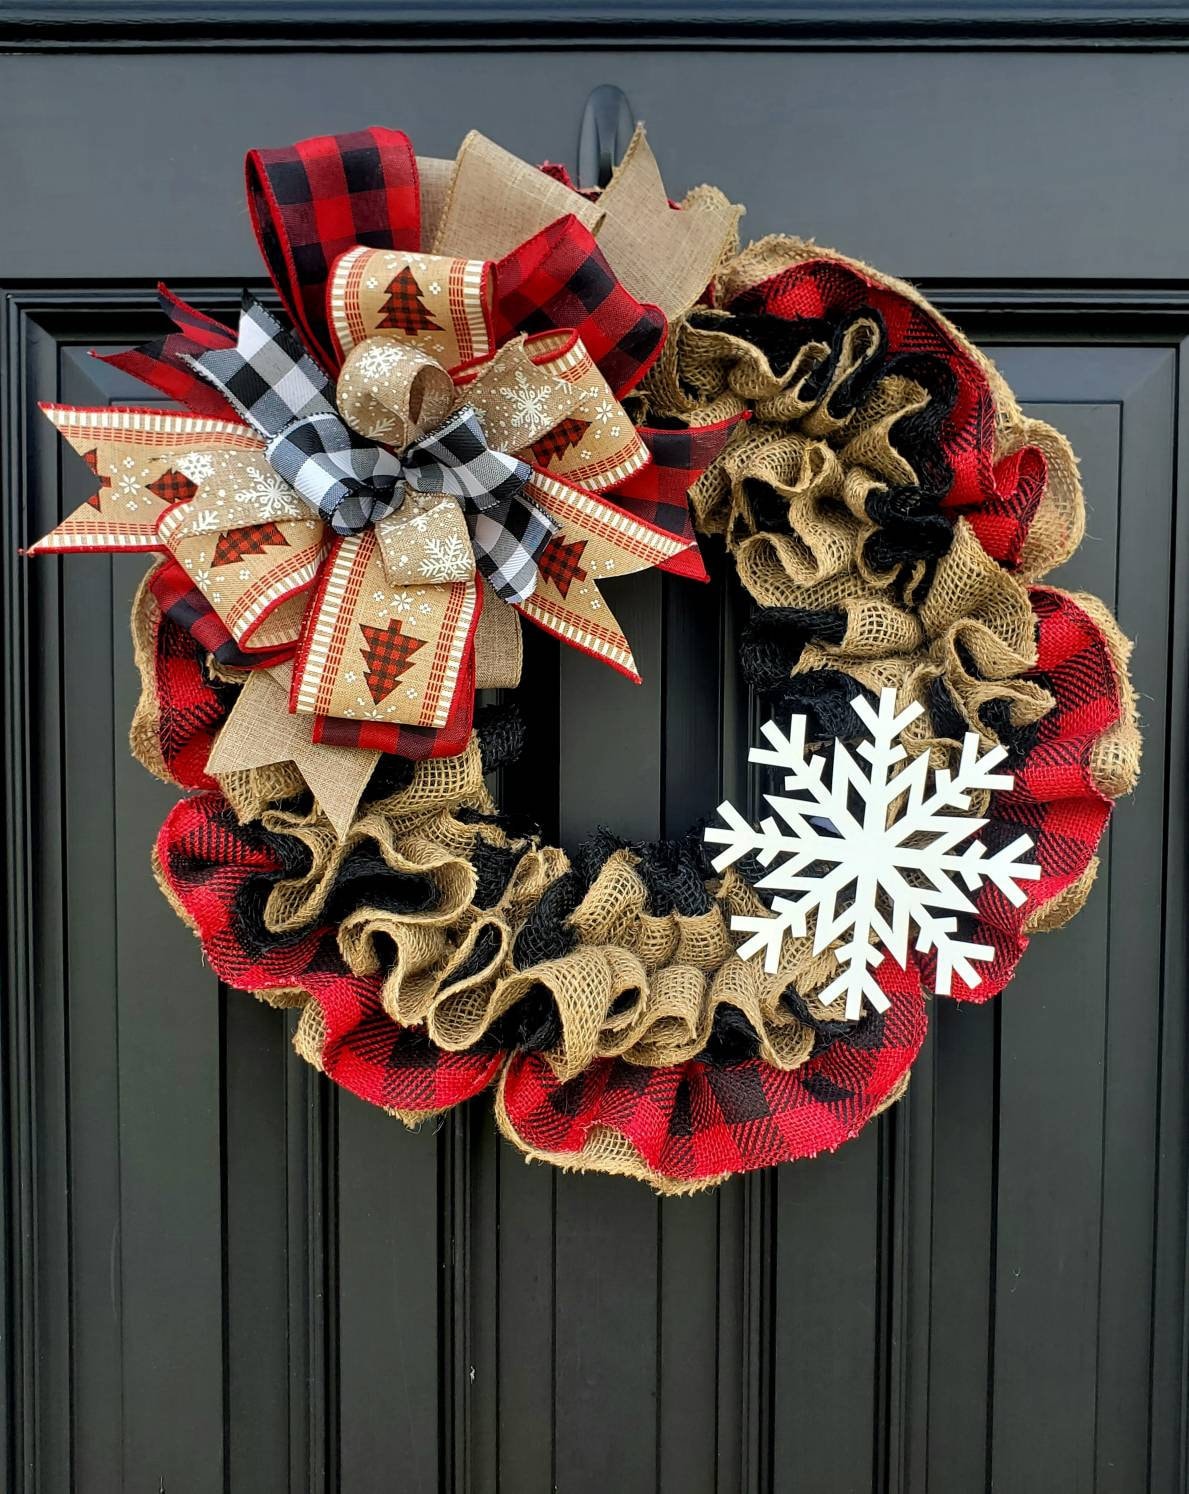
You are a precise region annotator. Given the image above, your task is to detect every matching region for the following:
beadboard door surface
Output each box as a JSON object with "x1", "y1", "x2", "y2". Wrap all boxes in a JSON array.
[{"x1": 2, "y1": 9, "x2": 1187, "y2": 1491}]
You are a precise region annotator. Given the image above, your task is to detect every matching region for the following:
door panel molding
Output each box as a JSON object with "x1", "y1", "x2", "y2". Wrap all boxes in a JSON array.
[{"x1": 4, "y1": 4, "x2": 1189, "y2": 49}]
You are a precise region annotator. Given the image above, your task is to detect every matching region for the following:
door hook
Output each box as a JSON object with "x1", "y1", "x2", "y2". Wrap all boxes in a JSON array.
[{"x1": 578, "y1": 85, "x2": 636, "y2": 191}]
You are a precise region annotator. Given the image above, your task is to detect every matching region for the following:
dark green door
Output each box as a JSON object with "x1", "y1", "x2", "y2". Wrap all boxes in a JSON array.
[{"x1": 3, "y1": 11, "x2": 1187, "y2": 1492}]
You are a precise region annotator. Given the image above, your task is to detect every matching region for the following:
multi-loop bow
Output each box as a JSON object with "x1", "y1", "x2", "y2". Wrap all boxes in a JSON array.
[
  {"x1": 187, "y1": 293, "x2": 554, "y2": 605},
  {"x1": 29, "y1": 123, "x2": 744, "y2": 825}
]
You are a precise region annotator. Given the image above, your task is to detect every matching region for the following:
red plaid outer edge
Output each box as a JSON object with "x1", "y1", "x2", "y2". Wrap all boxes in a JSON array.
[
  {"x1": 492, "y1": 215, "x2": 667, "y2": 398},
  {"x1": 933, "y1": 585, "x2": 1122, "y2": 1002},
  {"x1": 98, "y1": 285, "x2": 242, "y2": 421},
  {"x1": 608, "y1": 414, "x2": 746, "y2": 581},
  {"x1": 246, "y1": 128, "x2": 421, "y2": 372},
  {"x1": 730, "y1": 259, "x2": 1048, "y2": 569},
  {"x1": 500, "y1": 955, "x2": 926, "y2": 1184},
  {"x1": 141, "y1": 566, "x2": 231, "y2": 790},
  {"x1": 156, "y1": 792, "x2": 501, "y2": 1111},
  {"x1": 972, "y1": 445, "x2": 1048, "y2": 570}
]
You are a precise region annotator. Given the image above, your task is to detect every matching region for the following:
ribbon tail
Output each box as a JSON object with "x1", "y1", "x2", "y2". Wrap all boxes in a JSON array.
[
  {"x1": 467, "y1": 490, "x2": 559, "y2": 605},
  {"x1": 289, "y1": 529, "x2": 481, "y2": 734},
  {"x1": 512, "y1": 471, "x2": 690, "y2": 681},
  {"x1": 97, "y1": 285, "x2": 242, "y2": 420},
  {"x1": 25, "y1": 404, "x2": 263, "y2": 556}
]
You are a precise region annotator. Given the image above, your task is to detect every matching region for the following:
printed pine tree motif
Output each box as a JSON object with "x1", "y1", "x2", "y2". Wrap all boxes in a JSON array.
[
  {"x1": 705, "y1": 689, "x2": 1041, "y2": 1019},
  {"x1": 377, "y1": 266, "x2": 442, "y2": 336},
  {"x1": 145, "y1": 469, "x2": 200, "y2": 507},
  {"x1": 81, "y1": 449, "x2": 111, "y2": 510},
  {"x1": 213, "y1": 521, "x2": 291, "y2": 568},
  {"x1": 358, "y1": 618, "x2": 425, "y2": 703},
  {"x1": 536, "y1": 535, "x2": 588, "y2": 598},
  {"x1": 530, "y1": 416, "x2": 590, "y2": 468}
]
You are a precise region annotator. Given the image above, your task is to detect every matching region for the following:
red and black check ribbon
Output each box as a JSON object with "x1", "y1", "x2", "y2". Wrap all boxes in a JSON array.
[
  {"x1": 609, "y1": 414, "x2": 746, "y2": 580},
  {"x1": 246, "y1": 128, "x2": 421, "y2": 373},
  {"x1": 98, "y1": 284, "x2": 240, "y2": 420},
  {"x1": 493, "y1": 215, "x2": 666, "y2": 398}
]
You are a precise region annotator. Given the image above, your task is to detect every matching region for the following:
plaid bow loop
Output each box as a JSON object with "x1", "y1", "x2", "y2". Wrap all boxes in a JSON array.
[
  {"x1": 403, "y1": 406, "x2": 529, "y2": 512},
  {"x1": 190, "y1": 295, "x2": 407, "y2": 536},
  {"x1": 266, "y1": 412, "x2": 405, "y2": 534},
  {"x1": 401, "y1": 405, "x2": 558, "y2": 603}
]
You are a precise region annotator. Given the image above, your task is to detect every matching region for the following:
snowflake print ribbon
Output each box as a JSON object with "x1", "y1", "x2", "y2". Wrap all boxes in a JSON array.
[{"x1": 705, "y1": 690, "x2": 1042, "y2": 1020}]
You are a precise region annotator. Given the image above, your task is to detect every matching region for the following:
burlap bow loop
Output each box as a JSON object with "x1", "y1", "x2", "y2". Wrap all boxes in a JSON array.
[{"x1": 336, "y1": 338, "x2": 455, "y2": 447}]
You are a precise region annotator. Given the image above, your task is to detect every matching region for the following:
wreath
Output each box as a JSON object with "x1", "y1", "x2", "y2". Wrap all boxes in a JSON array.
[{"x1": 28, "y1": 126, "x2": 1139, "y2": 1193}]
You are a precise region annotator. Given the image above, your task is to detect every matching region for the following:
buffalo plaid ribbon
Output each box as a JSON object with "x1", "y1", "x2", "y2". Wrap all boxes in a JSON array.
[
  {"x1": 246, "y1": 128, "x2": 420, "y2": 373},
  {"x1": 493, "y1": 216, "x2": 666, "y2": 398},
  {"x1": 99, "y1": 284, "x2": 240, "y2": 419},
  {"x1": 189, "y1": 296, "x2": 555, "y2": 598},
  {"x1": 189, "y1": 295, "x2": 405, "y2": 534},
  {"x1": 245, "y1": 129, "x2": 664, "y2": 402},
  {"x1": 408, "y1": 405, "x2": 557, "y2": 604}
]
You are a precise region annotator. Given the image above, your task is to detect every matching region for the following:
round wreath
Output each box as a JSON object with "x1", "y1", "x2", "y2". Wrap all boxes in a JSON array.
[{"x1": 30, "y1": 126, "x2": 1139, "y2": 1193}]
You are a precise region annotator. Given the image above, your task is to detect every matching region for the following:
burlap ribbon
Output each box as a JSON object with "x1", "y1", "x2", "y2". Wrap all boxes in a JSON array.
[{"x1": 34, "y1": 248, "x2": 665, "y2": 739}]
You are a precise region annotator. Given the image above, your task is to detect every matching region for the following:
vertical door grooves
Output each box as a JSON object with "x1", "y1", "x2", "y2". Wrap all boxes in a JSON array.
[{"x1": 983, "y1": 1004, "x2": 1003, "y2": 1494}]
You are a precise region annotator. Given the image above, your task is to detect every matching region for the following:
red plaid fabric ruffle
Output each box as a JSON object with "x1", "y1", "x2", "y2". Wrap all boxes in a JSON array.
[
  {"x1": 155, "y1": 792, "x2": 501, "y2": 1111},
  {"x1": 730, "y1": 258, "x2": 1048, "y2": 571},
  {"x1": 936, "y1": 585, "x2": 1121, "y2": 1001},
  {"x1": 499, "y1": 957, "x2": 925, "y2": 1183},
  {"x1": 154, "y1": 787, "x2": 923, "y2": 1183}
]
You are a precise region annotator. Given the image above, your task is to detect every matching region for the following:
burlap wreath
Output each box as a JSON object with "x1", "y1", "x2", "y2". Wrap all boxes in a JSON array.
[{"x1": 34, "y1": 130, "x2": 1139, "y2": 1193}]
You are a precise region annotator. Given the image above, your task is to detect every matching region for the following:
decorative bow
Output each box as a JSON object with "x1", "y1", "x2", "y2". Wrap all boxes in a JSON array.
[
  {"x1": 28, "y1": 124, "x2": 744, "y2": 829},
  {"x1": 186, "y1": 293, "x2": 553, "y2": 604}
]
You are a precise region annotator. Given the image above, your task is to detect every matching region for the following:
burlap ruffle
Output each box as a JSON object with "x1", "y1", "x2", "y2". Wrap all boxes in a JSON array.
[{"x1": 630, "y1": 243, "x2": 1099, "y2": 780}]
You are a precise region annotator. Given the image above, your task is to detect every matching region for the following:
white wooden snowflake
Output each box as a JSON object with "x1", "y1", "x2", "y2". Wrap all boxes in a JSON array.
[{"x1": 705, "y1": 689, "x2": 1042, "y2": 1020}]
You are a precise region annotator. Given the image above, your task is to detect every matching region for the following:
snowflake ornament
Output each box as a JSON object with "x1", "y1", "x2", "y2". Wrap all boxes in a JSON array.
[{"x1": 705, "y1": 689, "x2": 1042, "y2": 1020}]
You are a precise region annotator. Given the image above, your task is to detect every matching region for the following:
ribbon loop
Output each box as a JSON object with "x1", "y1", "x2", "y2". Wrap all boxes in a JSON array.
[
  {"x1": 336, "y1": 337, "x2": 456, "y2": 447},
  {"x1": 189, "y1": 294, "x2": 409, "y2": 537},
  {"x1": 265, "y1": 412, "x2": 406, "y2": 535},
  {"x1": 467, "y1": 491, "x2": 558, "y2": 604}
]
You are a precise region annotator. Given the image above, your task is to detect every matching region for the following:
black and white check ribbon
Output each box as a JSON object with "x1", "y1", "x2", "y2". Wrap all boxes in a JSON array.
[{"x1": 188, "y1": 295, "x2": 558, "y2": 601}]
